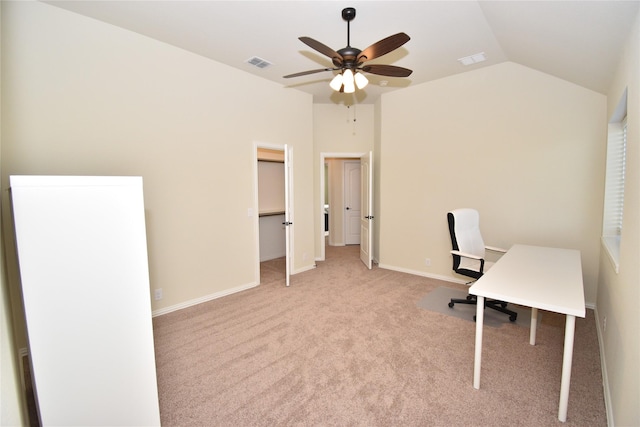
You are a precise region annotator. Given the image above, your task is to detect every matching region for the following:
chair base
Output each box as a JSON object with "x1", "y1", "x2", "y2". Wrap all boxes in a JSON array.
[{"x1": 448, "y1": 295, "x2": 517, "y2": 322}]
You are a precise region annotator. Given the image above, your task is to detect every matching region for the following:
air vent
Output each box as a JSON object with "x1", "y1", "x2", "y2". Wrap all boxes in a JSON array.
[
  {"x1": 457, "y1": 52, "x2": 486, "y2": 66},
  {"x1": 246, "y1": 56, "x2": 272, "y2": 69}
]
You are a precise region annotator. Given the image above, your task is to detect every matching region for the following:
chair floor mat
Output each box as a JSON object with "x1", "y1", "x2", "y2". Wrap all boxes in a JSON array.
[{"x1": 417, "y1": 286, "x2": 532, "y2": 328}]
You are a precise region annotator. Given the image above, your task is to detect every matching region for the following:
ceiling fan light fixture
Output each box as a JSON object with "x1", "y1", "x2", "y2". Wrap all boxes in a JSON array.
[
  {"x1": 342, "y1": 68, "x2": 356, "y2": 93},
  {"x1": 330, "y1": 73, "x2": 344, "y2": 91},
  {"x1": 354, "y1": 71, "x2": 369, "y2": 89},
  {"x1": 343, "y1": 69, "x2": 354, "y2": 84},
  {"x1": 343, "y1": 69, "x2": 355, "y2": 93}
]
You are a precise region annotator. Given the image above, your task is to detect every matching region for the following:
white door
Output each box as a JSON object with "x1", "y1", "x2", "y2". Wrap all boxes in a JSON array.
[
  {"x1": 360, "y1": 151, "x2": 374, "y2": 269},
  {"x1": 344, "y1": 161, "x2": 361, "y2": 245},
  {"x1": 284, "y1": 145, "x2": 293, "y2": 286}
]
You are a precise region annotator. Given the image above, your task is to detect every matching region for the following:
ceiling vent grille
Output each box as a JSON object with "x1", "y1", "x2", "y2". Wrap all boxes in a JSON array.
[
  {"x1": 457, "y1": 52, "x2": 486, "y2": 66},
  {"x1": 246, "y1": 56, "x2": 272, "y2": 69}
]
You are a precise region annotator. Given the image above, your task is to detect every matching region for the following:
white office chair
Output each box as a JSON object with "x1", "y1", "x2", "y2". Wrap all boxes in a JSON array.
[{"x1": 447, "y1": 208, "x2": 517, "y2": 322}]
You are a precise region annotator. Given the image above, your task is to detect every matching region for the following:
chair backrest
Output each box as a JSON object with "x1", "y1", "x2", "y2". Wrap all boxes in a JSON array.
[{"x1": 447, "y1": 208, "x2": 486, "y2": 278}]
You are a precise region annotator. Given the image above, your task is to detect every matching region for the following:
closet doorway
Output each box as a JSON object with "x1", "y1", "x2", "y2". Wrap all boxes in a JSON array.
[{"x1": 255, "y1": 145, "x2": 293, "y2": 286}]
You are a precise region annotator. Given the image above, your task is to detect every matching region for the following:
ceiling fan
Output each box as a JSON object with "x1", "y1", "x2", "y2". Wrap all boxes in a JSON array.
[{"x1": 283, "y1": 7, "x2": 412, "y2": 93}]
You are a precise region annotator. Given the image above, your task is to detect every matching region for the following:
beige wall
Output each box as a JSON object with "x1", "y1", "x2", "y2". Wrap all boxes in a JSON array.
[
  {"x1": 312, "y1": 104, "x2": 374, "y2": 259},
  {"x1": 1, "y1": 1, "x2": 315, "y2": 342},
  {"x1": 378, "y1": 62, "x2": 606, "y2": 305},
  {"x1": 597, "y1": 10, "x2": 640, "y2": 426}
]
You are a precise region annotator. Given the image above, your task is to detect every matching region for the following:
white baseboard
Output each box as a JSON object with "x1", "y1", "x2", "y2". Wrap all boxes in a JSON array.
[
  {"x1": 292, "y1": 264, "x2": 316, "y2": 275},
  {"x1": 152, "y1": 282, "x2": 259, "y2": 317},
  {"x1": 377, "y1": 263, "x2": 466, "y2": 285},
  {"x1": 594, "y1": 306, "x2": 614, "y2": 427},
  {"x1": 151, "y1": 264, "x2": 319, "y2": 317}
]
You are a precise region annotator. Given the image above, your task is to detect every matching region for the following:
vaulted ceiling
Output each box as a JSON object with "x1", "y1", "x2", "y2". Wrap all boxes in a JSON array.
[{"x1": 45, "y1": 1, "x2": 639, "y2": 104}]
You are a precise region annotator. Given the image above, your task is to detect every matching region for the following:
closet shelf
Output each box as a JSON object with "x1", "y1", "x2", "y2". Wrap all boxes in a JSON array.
[{"x1": 259, "y1": 210, "x2": 285, "y2": 217}]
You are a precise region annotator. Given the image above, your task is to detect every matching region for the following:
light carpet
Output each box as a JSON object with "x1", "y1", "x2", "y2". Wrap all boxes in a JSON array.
[{"x1": 153, "y1": 244, "x2": 606, "y2": 426}]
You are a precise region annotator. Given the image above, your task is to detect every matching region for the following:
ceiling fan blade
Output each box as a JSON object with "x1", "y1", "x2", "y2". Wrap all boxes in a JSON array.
[
  {"x1": 299, "y1": 37, "x2": 343, "y2": 65},
  {"x1": 361, "y1": 64, "x2": 413, "y2": 78},
  {"x1": 283, "y1": 68, "x2": 335, "y2": 78},
  {"x1": 357, "y1": 33, "x2": 410, "y2": 63}
]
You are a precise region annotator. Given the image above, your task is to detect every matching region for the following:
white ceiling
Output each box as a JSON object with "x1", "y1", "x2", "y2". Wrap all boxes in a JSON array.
[{"x1": 45, "y1": 1, "x2": 639, "y2": 104}]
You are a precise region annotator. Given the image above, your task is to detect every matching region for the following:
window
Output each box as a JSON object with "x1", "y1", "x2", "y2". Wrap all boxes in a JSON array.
[{"x1": 602, "y1": 90, "x2": 627, "y2": 273}]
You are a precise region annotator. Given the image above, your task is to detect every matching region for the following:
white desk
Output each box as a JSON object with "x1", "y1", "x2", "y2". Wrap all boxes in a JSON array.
[{"x1": 469, "y1": 244, "x2": 585, "y2": 422}]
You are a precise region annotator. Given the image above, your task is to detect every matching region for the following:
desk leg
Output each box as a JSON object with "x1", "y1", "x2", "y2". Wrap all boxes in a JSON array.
[
  {"x1": 473, "y1": 296, "x2": 484, "y2": 389},
  {"x1": 530, "y1": 307, "x2": 538, "y2": 345},
  {"x1": 558, "y1": 315, "x2": 576, "y2": 422}
]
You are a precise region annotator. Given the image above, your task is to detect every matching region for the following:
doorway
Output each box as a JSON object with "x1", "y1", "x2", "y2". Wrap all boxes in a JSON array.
[
  {"x1": 320, "y1": 152, "x2": 372, "y2": 265},
  {"x1": 255, "y1": 144, "x2": 292, "y2": 286}
]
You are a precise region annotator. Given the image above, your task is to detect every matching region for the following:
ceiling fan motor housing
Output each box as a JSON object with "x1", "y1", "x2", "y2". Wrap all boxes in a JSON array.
[{"x1": 335, "y1": 47, "x2": 362, "y2": 68}]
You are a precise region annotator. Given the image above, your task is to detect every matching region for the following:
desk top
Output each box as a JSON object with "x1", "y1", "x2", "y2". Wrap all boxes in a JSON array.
[{"x1": 469, "y1": 244, "x2": 585, "y2": 317}]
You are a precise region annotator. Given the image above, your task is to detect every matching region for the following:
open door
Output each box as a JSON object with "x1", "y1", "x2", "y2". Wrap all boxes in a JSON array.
[
  {"x1": 284, "y1": 144, "x2": 293, "y2": 286},
  {"x1": 360, "y1": 151, "x2": 373, "y2": 269}
]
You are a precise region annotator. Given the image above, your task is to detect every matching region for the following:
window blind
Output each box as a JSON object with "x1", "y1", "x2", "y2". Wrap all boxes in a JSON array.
[{"x1": 603, "y1": 116, "x2": 627, "y2": 238}]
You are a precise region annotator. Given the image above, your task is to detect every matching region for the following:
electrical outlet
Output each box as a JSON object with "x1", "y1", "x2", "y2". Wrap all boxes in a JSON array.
[
  {"x1": 425, "y1": 258, "x2": 431, "y2": 266},
  {"x1": 154, "y1": 288, "x2": 163, "y2": 301}
]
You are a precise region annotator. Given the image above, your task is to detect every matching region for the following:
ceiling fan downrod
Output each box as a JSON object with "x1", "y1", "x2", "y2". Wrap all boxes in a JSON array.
[
  {"x1": 342, "y1": 7, "x2": 356, "y2": 47},
  {"x1": 338, "y1": 7, "x2": 361, "y2": 69}
]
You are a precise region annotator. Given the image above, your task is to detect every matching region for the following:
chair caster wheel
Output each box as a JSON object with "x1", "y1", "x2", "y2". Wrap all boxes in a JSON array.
[
  {"x1": 448, "y1": 302, "x2": 454, "y2": 308},
  {"x1": 509, "y1": 315, "x2": 517, "y2": 322},
  {"x1": 466, "y1": 295, "x2": 474, "y2": 301}
]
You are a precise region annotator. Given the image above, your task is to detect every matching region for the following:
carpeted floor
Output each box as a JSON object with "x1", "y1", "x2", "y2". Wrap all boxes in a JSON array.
[{"x1": 152, "y1": 244, "x2": 606, "y2": 426}]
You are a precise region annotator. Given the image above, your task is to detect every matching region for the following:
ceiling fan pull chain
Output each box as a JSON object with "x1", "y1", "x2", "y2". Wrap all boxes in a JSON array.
[
  {"x1": 352, "y1": 104, "x2": 357, "y2": 135},
  {"x1": 345, "y1": 104, "x2": 356, "y2": 122}
]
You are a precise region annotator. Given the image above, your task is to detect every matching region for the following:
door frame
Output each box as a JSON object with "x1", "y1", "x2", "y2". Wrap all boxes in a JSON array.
[
  {"x1": 319, "y1": 152, "x2": 366, "y2": 262},
  {"x1": 359, "y1": 151, "x2": 373, "y2": 269}
]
